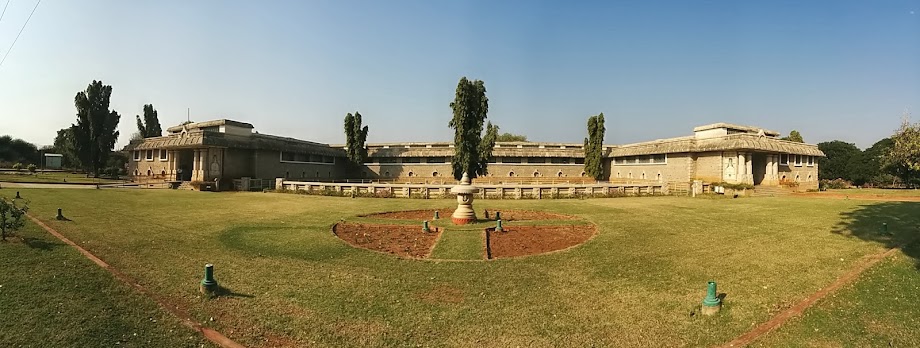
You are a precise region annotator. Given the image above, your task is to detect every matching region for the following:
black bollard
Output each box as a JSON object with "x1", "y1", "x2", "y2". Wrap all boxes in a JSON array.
[
  {"x1": 15, "y1": 191, "x2": 21, "y2": 199},
  {"x1": 56, "y1": 208, "x2": 65, "y2": 221}
]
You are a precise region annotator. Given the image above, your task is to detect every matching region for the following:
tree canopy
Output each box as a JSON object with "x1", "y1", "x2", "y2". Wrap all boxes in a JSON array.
[
  {"x1": 817, "y1": 140, "x2": 862, "y2": 181},
  {"x1": 0, "y1": 135, "x2": 38, "y2": 165},
  {"x1": 496, "y1": 132, "x2": 527, "y2": 142},
  {"x1": 135, "y1": 104, "x2": 162, "y2": 138},
  {"x1": 781, "y1": 130, "x2": 804, "y2": 142},
  {"x1": 343, "y1": 111, "x2": 369, "y2": 167},
  {"x1": 448, "y1": 77, "x2": 493, "y2": 180},
  {"x1": 882, "y1": 120, "x2": 920, "y2": 187},
  {"x1": 52, "y1": 128, "x2": 81, "y2": 169},
  {"x1": 72, "y1": 80, "x2": 121, "y2": 175},
  {"x1": 583, "y1": 113, "x2": 606, "y2": 180}
]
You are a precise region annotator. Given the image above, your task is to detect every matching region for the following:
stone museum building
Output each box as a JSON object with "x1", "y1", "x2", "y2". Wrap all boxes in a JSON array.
[{"x1": 127, "y1": 119, "x2": 823, "y2": 190}]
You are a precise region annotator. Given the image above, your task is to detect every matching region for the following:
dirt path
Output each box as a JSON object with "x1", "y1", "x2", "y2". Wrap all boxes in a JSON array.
[
  {"x1": 791, "y1": 192, "x2": 920, "y2": 202},
  {"x1": 27, "y1": 214, "x2": 247, "y2": 348},
  {"x1": 717, "y1": 246, "x2": 903, "y2": 347}
]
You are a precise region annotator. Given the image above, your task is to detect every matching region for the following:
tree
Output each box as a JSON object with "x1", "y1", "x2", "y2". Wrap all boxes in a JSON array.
[
  {"x1": 781, "y1": 130, "x2": 804, "y2": 142},
  {"x1": 135, "y1": 104, "x2": 162, "y2": 138},
  {"x1": 478, "y1": 122, "x2": 498, "y2": 176},
  {"x1": 583, "y1": 113, "x2": 606, "y2": 180},
  {"x1": 448, "y1": 77, "x2": 492, "y2": 180},
  {"x1": 0, "y1": 197, "x2": 28, "y2": 241},
  {"x1": 343, "y1": 111, "x2": 369, "y2": 166},
  {"x1": 817, "y1": 140, "x2": 861, "y2": 181},
  {"x1": 53, "y1": 127, "x2": 81, "y2": 169},
  {"x1": 0, "y1": 135, "x2": 39, "y2": 165},
  {"x1": 72, "y1": 80, "x2": 121, "y2": 175},
  {"x1": 496, "y1": 132, "x2": 527, "y2": 142},
  {"x1": 881, "y1": 120, "x2": 920, "y2": 187}
]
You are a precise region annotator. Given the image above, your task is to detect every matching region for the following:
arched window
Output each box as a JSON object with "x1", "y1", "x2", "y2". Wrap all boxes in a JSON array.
[
  {"x1": 641, "y1": 172, "x2": 646, "y2": 180},
  {"x1": 147, "y1": 169, "x2": 152, "y2": 176},
  {"x1": 509, "y1": 171, "x2": 515, "y2": 177},
  {"x1": 407, "y1": 172, "x2": 414, "y2": 177},
  {"x1": 384, "y1": 171, "x2": 390, "y2": 177},
  {"x1": 807, "y1": 174, "x2": 812, "y2": 181},
  {"x1": 315, "y1": 171, "x2": 320, "y2": 178},
  {"x1": 581, "y1": 171, "x2": 587, "y2": 177},
  {"x1": 161, "y1": 170, "x2": 166, "y2": 176},
  {"x1": 795, "y1": 174, "x2": 800, "y2": 182},
  {"x1": 616, "y1": 172, "x2": 620, "y2": 178},
  {"x1": 134, "y1": 170, "x2": 139, "y2": 176},
  {"x1": 301, "y1": 171, "x2": 305, "y2": 178},
  {"x1": 432, "y1": 171, "x2": 439, "y2": 177},
  {"x1": 657, "y1": 173, "x2": 662, "y2": 181},
  {"x1": 285, "y1": 171, "x2": 289, "y2": 178},
  {"x1": 533, "y1": 171, "x2": 540, "y2": 177},
  {"x1": 557, "y1": 171, "x2": 564, "y2": 177},
  {"x1": 628, "y1": 172, "x2": 633, "y2": 179}
]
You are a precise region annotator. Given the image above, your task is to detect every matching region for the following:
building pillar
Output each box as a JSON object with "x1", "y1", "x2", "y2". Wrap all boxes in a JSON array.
[
  {"x1": 192, "y1": 149, "x2": 201, "y2": 181},
  {"x1": 737, "y1": 152, "x2": 745, "y2": 183},
  {"x1": 745, "y1": 152, "x2": 753, "y2": 184}
]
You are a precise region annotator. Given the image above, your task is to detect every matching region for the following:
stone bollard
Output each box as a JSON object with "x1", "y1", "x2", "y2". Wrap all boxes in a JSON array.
[
  {"x1": 433, "y1": 211, "x2": 439, "y2": 220},
  {"x1": 882, "y1": 222, "x2": 888, "y2": 234},
  {"x1": 423, "y1": 220, "x2": 430, "y2": 233},
  {"x1": 200, "y1": 264, "x2": 218, "y2": 294},
  {"x1": 56, "y1": 208, "x2": 65, "y2": 221},
  {"x1": 701, "y1": 281, "x2": 721, "y2": 315},
  {"x1": 15, "y1": 191, "x2": 21, "y2": 199},
  {"x1": 496, "y1": 219, "x2": 503, "y2": 232},
  {"x1": 483, "y1": 210, "x2": 490, "y2": 220}
]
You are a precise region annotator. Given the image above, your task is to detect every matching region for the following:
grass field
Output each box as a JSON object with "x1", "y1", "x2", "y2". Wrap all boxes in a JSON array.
[
  {"x1": 823, "y1": 188, "x2": 920, "y2": 197},
  {"x1": 1, "y1": 188, "x2": 918, "y2": 347},
  {"x1": 0, "y1": 171, "x2": 125, "y2": 184}
]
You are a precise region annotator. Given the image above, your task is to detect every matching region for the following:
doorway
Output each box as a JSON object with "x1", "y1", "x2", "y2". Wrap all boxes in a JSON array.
[
  {"x1": 176, "y1": 150, "x2": 194, "y2": 181},
  {"x1": 752, "y1": 153, "x2": 767, "y2": 185}
]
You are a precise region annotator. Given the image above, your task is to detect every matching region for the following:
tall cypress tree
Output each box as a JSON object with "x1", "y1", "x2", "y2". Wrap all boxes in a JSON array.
[
  {"x1": 343, "y1": 111, "x2": 369, "y2": 166},
  {"x1": 449, "y1": 77, "x2": 492, "y2": 180},
  {"x1": 72, "y1": 80, "x2": 121, "y2": 175},
  {"x1": 135, "y1": 104, "x2": 162, "y2": 138},
  {"x1": 583, "y1": 113, "x2": 606, "y2": 180}
]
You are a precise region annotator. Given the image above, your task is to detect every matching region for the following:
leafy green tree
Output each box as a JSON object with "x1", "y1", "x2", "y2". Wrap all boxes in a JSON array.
[
  {"x1": 496, "y1": 132, "x2": 527, "y2": 142},
  {"x1": 72, "y1": 80, "x2": 121, "y2": 175},
  {"x1": 343, "y1": 111, "x2": 369, "y2": 166},
  {"x1": 817, "y1": 140, "x2": 861, "y2": 181},
  {"x1": 0, "y1": 135, "x2": 39, "y2": 165},
  {"x1": 135, "y1": 104, "x2": 163, "y2": 138},
  {"x1": 781, "y1": 130, "x2": 804, "y2": 142},
  {"x1": 583, "y1": 113, "x2": 606, "y2": 180},
  {"x1": 53, "y1": 127, "x2": 81, "y2": 169},
  {"x1": 478, "y1": 122, "x2": 498, "y2": 176},
  {"x1": 882, "y1": 120, "x2": 920, "y2": 187},
  {"x1": 448, "y1": 77, "x2": 492, "y2": 180},
  {"x1": 0, "y1": 197, "x2": 28, "y2": 241}
]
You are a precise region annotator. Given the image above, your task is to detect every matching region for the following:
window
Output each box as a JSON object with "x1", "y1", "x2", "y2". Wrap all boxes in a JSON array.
[
  {"x1": 794, "y1": 155, "x2": 803, "y2": 167},
  {"x1": 145, "y1": 150, "x2": 153, "y2": 160},
  {"x1": 159, "y1": 150, "x2": 168, "y2": 161},
  {"x1": 557, "y1": 171, "x2": 563, "y2": 177},
  {"x1": 432, "y1": 171, "x2": 439, "y2": 177},
  {"x1": 652, "y1": 154, "x2": 666, "y2": 164},
  {"x1": 379, "y1": 157, "x2": 397, "y2": 164},
  {"x1": 502, "y1": 157, "x2": 522, "y2": 163},
  {"x1": 427, "y1": 157, "x2": 448, "y2": 164},
  {"x1": 533, "y1": 171, "x2": 540, "y2": 177},
  {"x1": 613, "y1": 154, "x2": 667, "y2": 165},
  {"x1": 527, "y1": 157, "x2": 547, "y2": 164},
  {"x1": 550, "y1": 158, "x2": 570, "y2": 164},
  {"x1": 807, "y1": 156, "x2": 814, "y2": 167},
  {"x1": 508, "y1": 171, "x2": 515, "y2": 177},
  {"x1": 133, "y1": 151, "x2": 140, "y2": 161},
  {"x1": 779, "y1": 154, "x2": 789, "y2": 166},
  {"x1": 402, "y1": 157, "x2": 421, "y2": 163},
  {"x1": 573, "y1": 157, "x2": 585, "y2": 164}
]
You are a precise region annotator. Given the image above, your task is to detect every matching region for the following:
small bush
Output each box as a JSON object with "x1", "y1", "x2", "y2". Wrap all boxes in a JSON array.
[
  {"x1": 714, "y1": 182, "x2": 754, "y2": 191},
  {"x1": 11, "y1": 163, "x2": 23, "y2": 171},
  {"x1": 26, "y1": 164, "x2": 37, "y2": 173},
  {"x1": 819, "y1": 178, "x2": 849, "y2": 190},
  {"x1": 0, "y1": 197, "x2": 28, "y2": 241}
]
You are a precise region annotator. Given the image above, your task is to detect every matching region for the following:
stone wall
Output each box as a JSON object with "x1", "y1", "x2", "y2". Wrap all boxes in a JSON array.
[
  {"x1": 360, "y1": 163, "x2": 588, "y2": 180},
  {"x1": 610, "y1": 153, "x2": 693, "y2": 183},
  {"x1": 693, "y1": 151, "x2": 724, "y2": 182}
]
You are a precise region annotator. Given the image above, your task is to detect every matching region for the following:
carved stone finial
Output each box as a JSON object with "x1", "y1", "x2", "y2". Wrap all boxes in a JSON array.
[{"x1": 460, "y1": 172, "x2": 471, "y2": 185}]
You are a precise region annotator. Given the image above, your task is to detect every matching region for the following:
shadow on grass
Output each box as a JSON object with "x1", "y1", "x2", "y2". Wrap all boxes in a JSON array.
[
  {"x1": 218, "y1": 225, "x2": 348, "y2": 261},
  {"x1": 22, "y1": 236, "x2": 65, "y2": 251},
  {"x1": 831, "y1": 201, "x2": 920, "y2": 268},
  {"x1": 214, "y1": 285, "x2": 255, "y2": 299}
]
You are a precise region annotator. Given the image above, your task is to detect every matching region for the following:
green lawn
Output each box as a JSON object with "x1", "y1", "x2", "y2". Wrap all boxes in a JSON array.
[
  {"x1": 2, "y1": 188, "x2": 919, "y2": 347},
  {"x1": 0, "y1": 171, "x2": 125, "y2": 184},
  {"x1": 0, "y1": 217, "x2": 212, "y2": 347},
  {"x1": 824, "y1": 188, "x2": 920, "y2": 197}
]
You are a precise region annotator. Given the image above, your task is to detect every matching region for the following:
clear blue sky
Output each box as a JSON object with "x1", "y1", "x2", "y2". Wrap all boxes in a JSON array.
[{"x1": 1, "y1": 0, "x2": 918, "y2": 149}]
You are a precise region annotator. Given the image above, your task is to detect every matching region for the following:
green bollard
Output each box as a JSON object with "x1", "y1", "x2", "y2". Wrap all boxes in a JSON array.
[
  {"x1": 882, "y1": 222, "x2": 889, "y2": 235},
  {"x1": 423, "y1": 220, "x2": 430, "y2": 232},
  {"x1": 200, "y1": 264, "x2": 218, "y2": 294},
  {"x1": 496, "y1": 219, "x2": 503, "y2": 232},
  {"x1": 434, "y1": 211, "x2": 439, "y2": 220},
  {"x1": 495, "y1": 211, "x2": 501, "y2": 221},
  {"x1": 701, "y1": 281, "x2": 721, "y2": 315}
]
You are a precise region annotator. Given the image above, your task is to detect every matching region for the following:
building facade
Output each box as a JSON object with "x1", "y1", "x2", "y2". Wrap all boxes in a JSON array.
[{"x1": 128, "y1": 120, "x2": 823, "y2": 190}]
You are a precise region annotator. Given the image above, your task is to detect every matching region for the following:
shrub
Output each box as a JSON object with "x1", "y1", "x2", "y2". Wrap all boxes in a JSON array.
[
  {"x1": 0, "y1": 197, "x2": 28, "y2": 241},
  {"x1": 26, "y1": 164, "x2": 37, "y2": 173},
  {"x1": 11, "y1": 163, "x2": 22, "y2": 171},
  {"x1": 714, "y1": 182, "x2": 754, "y2": 191},
  {"x1": 819, "y1": 178, "x2": 849, "y2": 190}
]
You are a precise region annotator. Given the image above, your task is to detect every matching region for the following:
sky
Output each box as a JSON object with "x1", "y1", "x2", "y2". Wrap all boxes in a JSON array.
[{"x1": 0, "y1": 0, "x2": 918, "y2": 149}]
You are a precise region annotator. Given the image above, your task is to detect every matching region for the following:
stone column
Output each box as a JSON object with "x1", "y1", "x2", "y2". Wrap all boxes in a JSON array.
[
  {"x1": 737, "y1": 152, "x2": 745, "y2": 182},
  {"x1": 193, "y1": 149, "x2": 202, "y2": 181},
  {"x1": 745, "y1": 153, "x2": 753, "y2": 184}
]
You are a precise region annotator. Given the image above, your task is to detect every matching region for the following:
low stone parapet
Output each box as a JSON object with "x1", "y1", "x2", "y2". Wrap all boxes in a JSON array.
[{"x1": 277, "y1": 180, "x2": 669, "y2": 199}]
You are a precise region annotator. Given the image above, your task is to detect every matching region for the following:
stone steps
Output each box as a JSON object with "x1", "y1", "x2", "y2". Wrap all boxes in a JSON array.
[{"x1": 751, "y1": 185, "x2": 795, "y2": 197}]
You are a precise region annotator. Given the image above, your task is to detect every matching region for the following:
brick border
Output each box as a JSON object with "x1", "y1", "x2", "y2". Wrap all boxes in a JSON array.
[
  {"x1": 27, "y1": 214, "x2": 246, "y2": 348},
  {"x1": 717, "y1": 246, "x2": 901, "y2": 347}
]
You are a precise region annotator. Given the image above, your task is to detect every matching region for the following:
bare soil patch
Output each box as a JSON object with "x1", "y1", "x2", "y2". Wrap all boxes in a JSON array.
[
  {"x1": 364, "y1": 209, "x2": 575, "y2": 221},
  {"x1": 417, "y1": 284, "x2": 465, "y2": 304},
  {"x1": 333, "y1": 222, "x2": 441, "y2": 258},
  {"x1": 487, "y1": 224, "x2": 596, "y2": 259}
]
